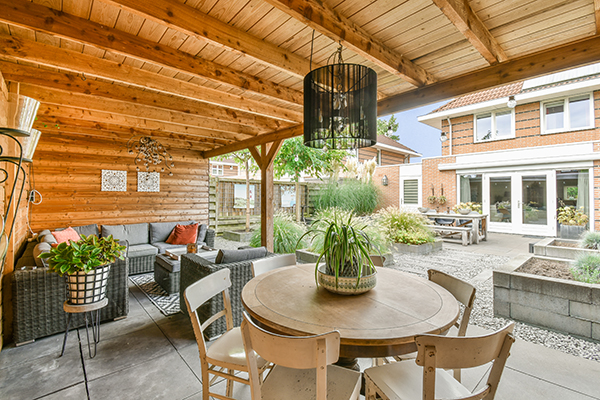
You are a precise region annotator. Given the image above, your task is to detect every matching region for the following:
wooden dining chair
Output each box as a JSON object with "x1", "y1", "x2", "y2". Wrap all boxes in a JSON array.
[
  {"x1": 251, "y1": 253, "x2": 296, "y2": 277},
  {"x1": 390, "y1": 269, "x2": 476, "y2": 381},
  {"x1": 241, "y1": 314, "x2": 362, "y2": 400},
  {"x1": 184, "y1": 268, "x2": 268, "y2": 400},
  {"x1": 365, "y1": 323, "x2": 515, "y2": 400}
]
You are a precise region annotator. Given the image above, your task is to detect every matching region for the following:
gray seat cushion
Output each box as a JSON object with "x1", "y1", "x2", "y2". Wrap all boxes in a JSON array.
[
  {"x1": 215, "y1": 246, "x2": 268, "y2": 264},
  {"x1": 127, "y1": 244, "x2": 159, "y2": 258},
  {"x1": 150, "y1": 220, "x2": 196, "y2": 244},
  {"x1": 40, "y1": 234, "x2": 57, "y2": 245},
  {"x1": 33, "y1": 242, "x2": 52, "y2": 267},
  {"x1": 102, "y1": 223, "x2": 149, "y2": 245},
  {"x1": 152, "y1": 241, "x2": 187, "y2": 255},
  {"x1": 72, "y1": 224, "x2": 99, "y2": 237}
]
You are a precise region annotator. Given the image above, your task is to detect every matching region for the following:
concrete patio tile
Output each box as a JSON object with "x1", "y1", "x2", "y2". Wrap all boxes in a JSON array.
[
  {"x1": 129, "y1": 282, "x2": 169, "y2": 322},
  {"x1": 98, "y1": 294, "x2": 156, "y2": 341},
  {"x1": 495, "y1": 368, "x2": 597, "y2": 400},
  {"x1": 83, "y1": 323, "x2": 175, "y2": 380},
  {"x1": 178, "y1": 344, "x2": 203, "y2": 382},
  {"x1": 158, "y1": 313, "x2": 197, "y2": 350},
  {"x1": 87, "y1": 351, "x2": 202, "y2": 400},
  {"x1": 0, "y1": 346, "x2": 84, "y2": 399},
  {"x1": 0, "y1": 330, "x2": 78, "y2": 370},
  {"x1": 38, "y1": 383, "x2": 88, "y2": 399}
]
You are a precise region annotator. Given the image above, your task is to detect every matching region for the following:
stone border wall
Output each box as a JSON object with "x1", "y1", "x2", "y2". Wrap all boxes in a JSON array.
[
  {"x1": 533, "y1": 238, "x2": 598, "y2": 260},
  {"x1": 493, "y1": 255, "x2": 600, "y2": 340}
]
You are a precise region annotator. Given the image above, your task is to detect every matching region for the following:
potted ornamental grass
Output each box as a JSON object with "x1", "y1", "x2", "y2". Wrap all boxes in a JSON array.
[
  {"x1": 39, "y1": 234, "x2": 126, "y2": 304},
  {"x1": 300, "y1": 210, "x2": 379, "y2": 295}
]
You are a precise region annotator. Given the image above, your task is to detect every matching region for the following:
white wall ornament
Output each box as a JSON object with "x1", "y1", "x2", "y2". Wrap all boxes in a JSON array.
[
  {"x1": 138, "y1": 172, "x2": 160, "y2": 192},
  {"x1": 101, "y1": 170, "x2": 127, "y2": 192}
]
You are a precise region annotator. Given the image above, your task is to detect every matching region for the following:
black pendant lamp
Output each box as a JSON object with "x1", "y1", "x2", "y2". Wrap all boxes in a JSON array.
[{"x1": 303, "y1": 44, "x2": 377, "y2": 150}]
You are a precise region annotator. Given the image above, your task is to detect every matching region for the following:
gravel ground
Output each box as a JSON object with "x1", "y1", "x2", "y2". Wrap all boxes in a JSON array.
[{"x1": 215, "y1": 236, "x2": 600, "y2": 362}]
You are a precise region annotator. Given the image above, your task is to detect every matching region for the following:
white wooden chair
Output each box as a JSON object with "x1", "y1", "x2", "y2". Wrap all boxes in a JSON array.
[
  {"x1": 183, "y1": 268, "x2": 268, "y2": 400},
  {"x1": 251, "y1": 253, "x2": 296, "y2": 277},
  {"x1": 385, "y1": 269, "x2": 476, "y2": 380},
  {"x1": 241, "y1": 313, "x2": 362, "y2": 400},
  {"x1": 365, "y1": 323, "x2": 515, "y2": 400}
]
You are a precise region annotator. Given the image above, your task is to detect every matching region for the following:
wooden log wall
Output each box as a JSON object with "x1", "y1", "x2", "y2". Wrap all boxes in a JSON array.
[
  {"x1": 29, "y1": 130, "x2": 210, "y2": 231},
  {"x1": 358, "y1": 147, "x2": 406, "y2": 165}
]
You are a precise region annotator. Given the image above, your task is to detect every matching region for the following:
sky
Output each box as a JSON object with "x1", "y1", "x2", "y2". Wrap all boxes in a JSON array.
[{"x1": 379, "y1": 101, "x2": 448, "y2": 163}]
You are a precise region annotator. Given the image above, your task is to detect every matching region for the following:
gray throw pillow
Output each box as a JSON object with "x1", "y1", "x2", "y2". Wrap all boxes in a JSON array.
[
  {"x1": 215, "y1": 247, "x2": 267, "y2": 264},
  {"x1": 102, "y1": 223, "x2": 149, "y2": 245},
  {"x1": 40, "y1": 234, "x2": 58, "y2": 244},
  {"x1": 33, "y1": 242, "x2": 52, "y2": 267},
  {"x1": 197, "y1": 224, "x2": 208, "y2": 243}
]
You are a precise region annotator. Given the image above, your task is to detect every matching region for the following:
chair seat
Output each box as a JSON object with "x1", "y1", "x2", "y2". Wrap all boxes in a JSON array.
[
  {"x1": 207, "y1": 327, "x2": 267, "y2": 369},
  {"x1": 261, "y1": 364, "x2": 361, "y2": 400},
  {"x1": 365, "y1": 360, "x2": 471, "y2": 400}
]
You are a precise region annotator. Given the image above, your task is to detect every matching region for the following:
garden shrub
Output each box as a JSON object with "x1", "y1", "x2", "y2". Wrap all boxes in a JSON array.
[
  {"x1": 315, "y1": 180, "x2": 381, "y2": 215},
  {"x1": 571, "y1": 253, "x2": 600, "y2": 284},
  {"x1": 377, "y1": 206, "x2": 435, "y2": 245},
  {"x1": 579, "y1": 231, "x2": 600, "y2": 250},
  {"x1": 305, "y1": 208, "x2": 388, "y2": 254},
  {"x1": 250, "y1": 213, "x2": 307, "y2": 254}
]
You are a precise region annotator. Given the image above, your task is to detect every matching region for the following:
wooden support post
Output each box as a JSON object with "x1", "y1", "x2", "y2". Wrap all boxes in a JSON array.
[{"x1": 251, "y1": 140, "x2": 283, "y2": 252}]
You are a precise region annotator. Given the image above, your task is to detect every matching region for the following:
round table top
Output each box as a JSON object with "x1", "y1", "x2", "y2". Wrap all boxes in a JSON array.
[{"x1": 242, "y1": 264, "x2": 460, "y2": 358}]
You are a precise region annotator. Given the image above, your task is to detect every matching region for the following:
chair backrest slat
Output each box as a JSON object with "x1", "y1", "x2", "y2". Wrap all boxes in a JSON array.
[
  {"x1": 428, "y1": 269, "x2": 475, "y2": 308},
  {"x1": 251, "y1": 254, "x2": 296, "y2": 277}
]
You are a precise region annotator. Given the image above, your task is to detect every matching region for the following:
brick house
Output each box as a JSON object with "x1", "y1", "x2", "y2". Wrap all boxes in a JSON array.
[{"x1": 418, "y1": 64, "x2": 600, "y2": 236}]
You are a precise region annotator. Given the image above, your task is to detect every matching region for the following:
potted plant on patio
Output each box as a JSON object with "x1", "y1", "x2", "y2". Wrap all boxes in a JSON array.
[
  {"x1": 39, "y1": 235, "x2": 126, "y2": 304},
  {"x1": 557, "y1": 203, "x2": 588, "y2": 239},
  {"x1": 300, "y1": 210, "x2": 379, "y2": 295}
]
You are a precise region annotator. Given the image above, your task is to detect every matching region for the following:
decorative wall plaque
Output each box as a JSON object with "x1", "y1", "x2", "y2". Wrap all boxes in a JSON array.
[
  {"x1": 101, "y1": 170, "x2": 127, "y2": 192},
  {"x1": 138, "y1": 172, "x2": 160, "y2": 192}
]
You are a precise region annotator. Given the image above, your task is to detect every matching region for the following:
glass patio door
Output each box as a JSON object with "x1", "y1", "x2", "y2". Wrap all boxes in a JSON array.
[{"x1": 485, "y1": 171, "x2": 556, "y2": 236}]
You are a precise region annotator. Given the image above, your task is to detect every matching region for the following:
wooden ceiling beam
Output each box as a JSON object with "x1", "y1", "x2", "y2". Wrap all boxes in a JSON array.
[
  {"x1": 0, "y1": 0, "x2": 303, "y2": 105},
  {"x1": 377, "y1": 34, "x2": 600, "y2": 116},
  {"x1": 0, "y1": 35, "x2": 302, "y2": 122},
  {"x1": 36, "y1": 104, "x2": 250, "y2": 143},
  {"x1": 102, "y1": 0, "x2": 314, "y2": 79},
  {"x1": 262, "y1": 0, "x2": 435, "y2": 87},
  {"x1": 201, "y1": 124, "x2": 304, "y2": 159},
  {"x1": 33, "y1": 116, "x2": 223, "y2": 149},
  {"x1": 595, "y1": 0, "x2": 600, "y2": 35},
  {"x1": 20, "y1": 84, "x2": 271, "y2": 137},
  {"x1": 1, "y1": 62, "x2": 293, "y2": 130},
  {"x1": 432, "y1": 0, "x2": 507, "y2": 64}
]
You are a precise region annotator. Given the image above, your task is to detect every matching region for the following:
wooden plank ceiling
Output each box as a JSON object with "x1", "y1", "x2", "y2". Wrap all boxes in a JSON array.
[{"x1": 0, "y1": 0, "x2": 599, "y2": 158}]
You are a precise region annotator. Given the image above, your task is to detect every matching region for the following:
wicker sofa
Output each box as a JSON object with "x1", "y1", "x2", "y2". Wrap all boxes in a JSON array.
[{"x1": 180, "y1": 247, "x2": 275, "y2": 339}]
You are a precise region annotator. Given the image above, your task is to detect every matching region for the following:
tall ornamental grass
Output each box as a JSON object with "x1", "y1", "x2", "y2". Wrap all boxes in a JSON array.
[
  {"x1": 250, "y1": 213, "x2": 307, "y2": 254},
  {"x1": 571, "y1": 253, "x2": 600, "y2": 284},
  {"x1": 579, "y1": 231, "x2": 600, "y2": 250},
  {"x1": 315, "y1": 180, "x2": 381, "y2": 215},
  {"x1": 377, "y1": 206, "x2": 435, "y2": 245}
]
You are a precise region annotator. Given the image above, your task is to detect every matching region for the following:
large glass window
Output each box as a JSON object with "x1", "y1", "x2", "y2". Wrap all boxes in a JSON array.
[
  {"x1": 556, "y1": 170, "x2": 589, "y2": 224},
  {"x1": 474, "y1": 109, "x2": 514, "y2": 142},
  {"x1": 459, "y1": 174, "x2": 482, "y2": 203},
  {"x1": 403, "y1": 179, "x2": 418, "y2": 205},
  {"x1": 212, "y1": 164, "x2": 224, "y2": 175},
  {"x1": 522, "y1": 175, "x2": 547, "y2": 225},
  {"x1": 543, "y1": 94, "x2": 592, "y2": 133}
]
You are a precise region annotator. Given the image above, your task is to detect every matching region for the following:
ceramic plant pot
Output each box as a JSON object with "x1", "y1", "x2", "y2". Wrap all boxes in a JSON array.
[
  {"x1": 65, "y1": 265, "x2": 111, "y2": 304},
  {"x1": 317, "y1": 264, "x2": 376, "y2": 295}
]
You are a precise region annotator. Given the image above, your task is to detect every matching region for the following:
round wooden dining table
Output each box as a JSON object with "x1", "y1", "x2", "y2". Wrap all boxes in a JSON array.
[{"x1": 241, "y1": 264, "x2": 460, "y2": 361}]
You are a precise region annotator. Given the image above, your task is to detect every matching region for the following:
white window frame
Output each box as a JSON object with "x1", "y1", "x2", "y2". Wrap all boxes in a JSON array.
[
  {"x1": 541, "y1": 93, "x2": 594, "y2": 134},
  {"x1": 211, "y1": 164, "x2": 224, "y2": 176},
  {"x1": 473, "y1": 109, "x2": 515, "y2": 143}
]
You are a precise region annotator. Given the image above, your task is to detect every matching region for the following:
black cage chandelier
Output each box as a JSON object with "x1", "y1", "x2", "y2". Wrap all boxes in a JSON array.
[{"x1": 303, "y1": 44, "x2": 377, "y2": 150}]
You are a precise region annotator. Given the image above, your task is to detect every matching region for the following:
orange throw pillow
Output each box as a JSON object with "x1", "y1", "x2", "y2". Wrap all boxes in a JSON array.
[
  {"x1": 52, "y1": 227, "x2": 81, "y2": 244},
  {"x1": 166, "y1": 223, "x2": 199, "y2": 245}
]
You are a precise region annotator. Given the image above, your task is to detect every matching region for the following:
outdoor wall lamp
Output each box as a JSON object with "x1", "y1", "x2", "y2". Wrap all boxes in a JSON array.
[
  {"x1": 382, "y1": 175, "x2": 389, "y2": 186},
  {"x1": 440, "y1": 131, "x2": 448, "y2": 142},
  {"x1": 507, "y1": 95, "x2": 517, "y2": 108}
]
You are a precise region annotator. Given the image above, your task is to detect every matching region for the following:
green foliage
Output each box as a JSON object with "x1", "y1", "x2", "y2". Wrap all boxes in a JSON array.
[
  {"x1": 377, "y1": 206, "x2": 435, "y2": 245},
  {"x1": 557, "y1": 205, "x2": 588, "y2": 226},
  {"x1": 306, "y1": 208, "x2": 388, "y2": 255},
  {"x1": 377, "y1": 115, "x2": 400, "y2": 141},
  {"x1": 579, "y1": 231, "x2": 600, "y2": 250},
  {"x1": 250, "y1": 213, "x2": 307, "y2": 254},
  {"x1": 572, "y1": 253, "x2": 600, "y2": 284},
  {"x1": 39, "y1": 235, "x2": 126, "y2": 276},
  {"x1": 273, "y1": 137, "x2": 347, "y2": 182},
  {"x1": 212, "y1": 149, "x2": 259, "y2": 175},
  {"x1": 300, "y1": 210, "x2": 378, "y2": 288},
  {"x1": 453, "y1": 202, "x2": 482, "y2": 214},
  {"x1": 315, "y1": 180, "x2": 381, "y2": 215}
]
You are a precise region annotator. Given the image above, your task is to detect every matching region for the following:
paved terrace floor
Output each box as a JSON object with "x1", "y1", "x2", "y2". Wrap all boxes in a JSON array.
[{"x1": 1, "y1": 233, "x2": 599, "y2": 400}]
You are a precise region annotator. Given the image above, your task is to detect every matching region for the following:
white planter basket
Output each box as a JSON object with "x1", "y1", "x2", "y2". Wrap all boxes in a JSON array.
[{"x1": 66, "y1": 265, "x2": 111, "y2": 305}]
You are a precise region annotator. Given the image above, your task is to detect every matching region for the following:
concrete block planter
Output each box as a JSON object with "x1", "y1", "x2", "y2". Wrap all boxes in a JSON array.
[
  {"x1": 222, "y1": 230, "x2": 254, "y2": 242},
  {"x1": 533, "y1": 238, "x2": 597, "y2": 260},
  {"x1": 391, "y1": 239, "x2": 442, "y2": 255},
  {"x1": 559, "y1": 224, "x2": 586, "y2": 240},
  {"x1": 295, "y1": 249, "x2": 394, "y2": 267},
  {"x1": 493, "y1": 255, "x2": 600, "y2": 340}
]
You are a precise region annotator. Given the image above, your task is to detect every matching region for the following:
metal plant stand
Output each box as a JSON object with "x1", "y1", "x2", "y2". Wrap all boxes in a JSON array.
[{"x1": 60, "y1": 298, "x2": 108, "y2": 359}]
